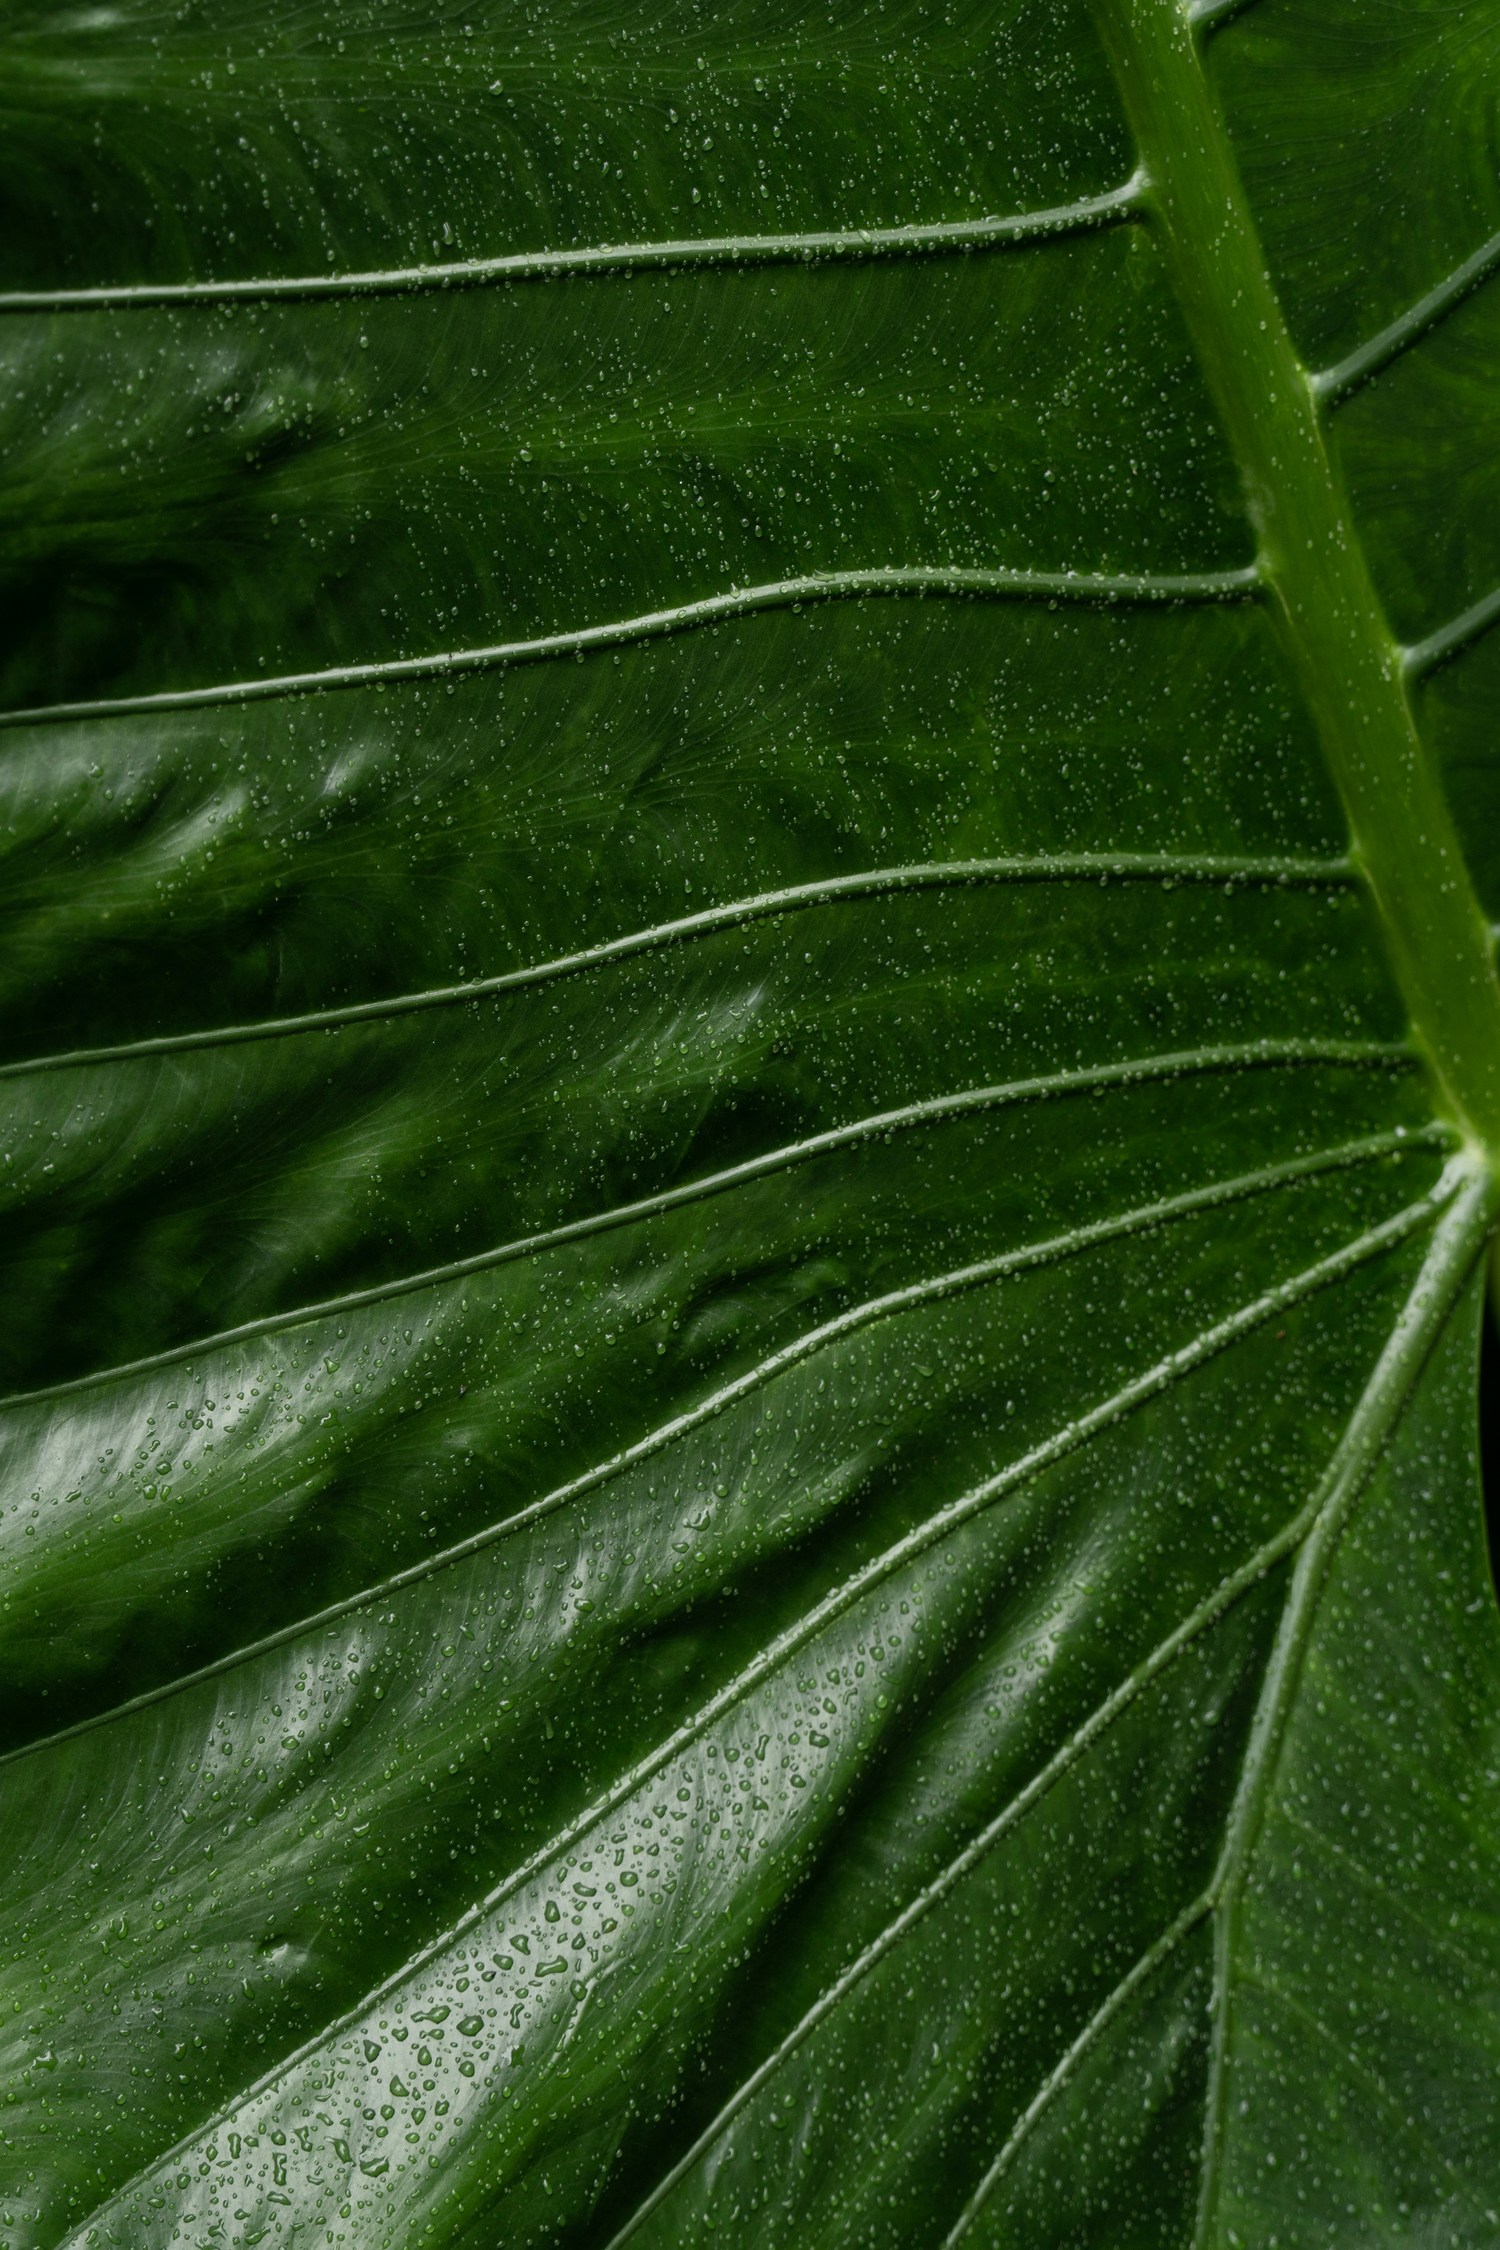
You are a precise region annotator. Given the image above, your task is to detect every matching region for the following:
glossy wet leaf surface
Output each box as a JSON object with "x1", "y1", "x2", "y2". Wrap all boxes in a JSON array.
[{"x1": 4, "y1": 1, "x2": 1500, "y2": 2244}]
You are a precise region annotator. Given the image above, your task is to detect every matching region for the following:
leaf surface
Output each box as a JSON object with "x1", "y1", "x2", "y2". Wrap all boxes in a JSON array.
[{"x1": 4, "y1": 1, "x2": 1500, "y2": 2244}]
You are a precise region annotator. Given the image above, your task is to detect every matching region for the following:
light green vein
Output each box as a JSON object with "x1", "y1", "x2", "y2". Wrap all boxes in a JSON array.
[
  {"x1": 0, "y1": 1039, "x2": 1412, "y2": 1413},
  {"x1": 86, "y1": 1174, "x2": 1454, "y2": 2220},
  {"x1": 0, "y1": 179, "x2": 1144, "y2": 315},
  {"x1": 0, "y1": 566, "x2": 1263, "y2": 731},
  {"x1": 0, "y1": 853, "x2": 1355, "y2": 1082},
  {"x1": 943, "y1": 1894, "x2": 1214, "y2": 2246},
  {"x1": 2, "y1": 1126, "x2": 1435, "y2": 1773},
  {"x1": 601, "y1": 1153, "x2": 1470, "y2": 2247},
  {"x1": 1403, "y1": 584, "x2": 1500, "y2": 682},
  {"x1": 1312, "y1": 227, "x2": 1500, "y2": 409},
  {"x1": 1193, "y1": 1160, "x2": 1494, "y2": 2247}
]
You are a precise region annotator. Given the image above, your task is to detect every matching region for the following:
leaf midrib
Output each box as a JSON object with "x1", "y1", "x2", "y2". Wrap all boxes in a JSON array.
[
  {"x1": 27, "y1": 8, "x2": 1500, "y2": 2238},
  {"x1": 1088, "y1": 4, "x2": 1500, "y2": 2240},
  {"x1": 1096, "y1": 0, "x2": 1500, "y2": 1161}
]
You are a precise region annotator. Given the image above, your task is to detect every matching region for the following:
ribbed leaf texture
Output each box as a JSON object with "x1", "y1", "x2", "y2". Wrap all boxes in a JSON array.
[{"x1": 3, "y1": 0, "x2": 1500, "y2": 2243}]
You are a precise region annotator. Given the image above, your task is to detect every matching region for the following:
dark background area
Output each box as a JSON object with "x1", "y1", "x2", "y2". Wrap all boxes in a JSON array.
[{"x1": 1481, "y1": 1300, "x2": 1500, "y2": 1597}]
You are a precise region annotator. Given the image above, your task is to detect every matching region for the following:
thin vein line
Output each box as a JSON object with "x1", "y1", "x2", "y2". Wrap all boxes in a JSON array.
[
  {"x1": 942, "y1": 1893, "x2": 1214, "y2": 2246},
  {"x1": 1275, "y1": 1805, "x2": 1487, "y2": 1972},
  {"x1": 1312, "y1": 226, "x2": 1500, "y2": 409},
  {"x1": 92, "y1": 1178, "x2": 1452, "y2": 2192},
  {"x1": 0, "y1": 853, "x2": 1355, "y2": 1082},
  {"x1": 1192, "y1": 1161, "x2": 1494, "y2": 2250},
  {"x1": 1402, "y1": 583, "x2": 1500, "y2": 681},
  {"x1": 599, "y1": 1143, "x2": 1456, "y2": 2248},
  {"x1": 0, "y1": 179, "x2": 1145, "y2": 315},
  {"x1": 1241, "y1": 1962, "x2": 1493, "y2": 2223},
  {"x1": 4, "y1": 1127, "x2": 1435, "y2": 1774},
  {"x1": 0, "y1": 1039, "x2": 1411, "y2": 1413},
  {"x1": 1239, "y1": 1970, "x2": 1485, "y2": 2206},
  {"x1": 0, "y1": 566, "x2": 1263, "y2": 731}
]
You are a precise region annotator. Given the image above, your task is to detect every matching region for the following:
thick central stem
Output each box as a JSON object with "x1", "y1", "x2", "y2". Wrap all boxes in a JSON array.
[{"x1": 1094, "y1": 0, "x2": 1500, "y2": 1162}]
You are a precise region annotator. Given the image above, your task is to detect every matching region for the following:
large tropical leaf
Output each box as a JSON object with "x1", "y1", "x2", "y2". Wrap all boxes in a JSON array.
[{"x1": 4, "y1": 0, "x2": 1500, "y2": 2241}]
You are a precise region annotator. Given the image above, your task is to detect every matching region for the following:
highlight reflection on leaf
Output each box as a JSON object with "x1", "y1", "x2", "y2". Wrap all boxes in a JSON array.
[{"x1": 4, "y1": 0, "x2": 1500, "y2": 2244}]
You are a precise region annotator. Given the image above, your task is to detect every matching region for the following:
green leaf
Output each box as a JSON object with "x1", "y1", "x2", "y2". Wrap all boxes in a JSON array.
[{"x1": 4, "y1": 0, "x2": 1500, "y2": 2243}]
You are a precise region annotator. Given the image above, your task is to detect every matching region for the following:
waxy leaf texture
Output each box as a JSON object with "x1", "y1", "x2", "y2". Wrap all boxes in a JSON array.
[{"x1": 3, "y1": 0, "x2": 1500, "y2": 2243}]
